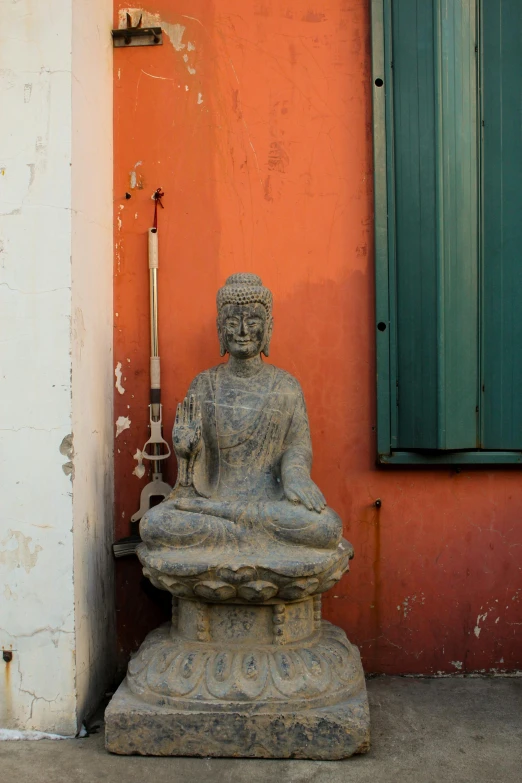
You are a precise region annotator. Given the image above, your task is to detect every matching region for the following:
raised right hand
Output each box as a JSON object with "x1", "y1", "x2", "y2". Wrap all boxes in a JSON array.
[{"x1": 173, "y1": 395, "x2": 202, "y2": 471}]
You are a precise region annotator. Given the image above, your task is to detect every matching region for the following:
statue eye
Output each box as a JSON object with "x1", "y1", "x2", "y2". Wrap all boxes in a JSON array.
[{"x1": 247, "y1": 319, "x2": 261, "y2": 326}]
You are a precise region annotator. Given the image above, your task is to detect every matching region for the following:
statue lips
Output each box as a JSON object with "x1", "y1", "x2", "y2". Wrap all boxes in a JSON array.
[
  {"x1": 231, "y1": 338, "x2": 254, "y2": 350},
  {"x1": 228, "y1": 336, "x2": 261, "y2": 357}
]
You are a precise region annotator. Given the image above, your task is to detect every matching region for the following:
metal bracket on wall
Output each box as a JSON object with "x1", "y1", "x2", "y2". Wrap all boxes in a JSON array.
[{"x1": 112, "y1": 14, "x2": 162, "y2": 48}]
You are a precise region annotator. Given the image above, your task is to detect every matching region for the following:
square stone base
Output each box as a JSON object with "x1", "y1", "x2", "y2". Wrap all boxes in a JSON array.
[{"x1": 105, "y1": 679, "x2": 370, "y2": 759}]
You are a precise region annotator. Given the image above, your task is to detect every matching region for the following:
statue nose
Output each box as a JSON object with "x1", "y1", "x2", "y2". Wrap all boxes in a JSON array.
[{"x1": 238, "y1": 318, "x2": 248, "y2": 336}]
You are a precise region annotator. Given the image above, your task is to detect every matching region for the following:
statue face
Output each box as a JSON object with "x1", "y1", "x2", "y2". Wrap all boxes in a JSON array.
[{"x1": 221, "y1": 303, "x2": 268, "y2": 359}]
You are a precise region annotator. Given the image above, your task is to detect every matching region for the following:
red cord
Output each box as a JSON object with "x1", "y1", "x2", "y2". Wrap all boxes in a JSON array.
[{"x1": 152, "y1": 188, "x2": 165, "y2": 230}]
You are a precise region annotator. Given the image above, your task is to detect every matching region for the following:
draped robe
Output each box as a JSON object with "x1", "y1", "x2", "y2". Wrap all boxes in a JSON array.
[{"x1": 140, "y1": 363, "x2": 342, "y2": 555}]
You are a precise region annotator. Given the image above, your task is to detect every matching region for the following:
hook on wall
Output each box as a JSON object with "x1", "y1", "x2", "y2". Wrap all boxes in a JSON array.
[{"x1": 112, "y1": 14, "x2": 163, "y2": 48}]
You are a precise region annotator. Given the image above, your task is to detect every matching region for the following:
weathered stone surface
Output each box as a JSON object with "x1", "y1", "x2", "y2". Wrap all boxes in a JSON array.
[
  {"x1": 139, "y1": 274, "x2": 348, "y2": 566},
  {"x1": 105, "y1": 679, "x2": 370, "y2": 759},
  {"x1": 140, "y1": 540, "x2": 353, "y2": 603},
  {"x1": 124, "y1": 616, "x2": 365, "y2": 706},
  {"x1": 105, "y1": 274, "x2": 370, "y2": 758}
]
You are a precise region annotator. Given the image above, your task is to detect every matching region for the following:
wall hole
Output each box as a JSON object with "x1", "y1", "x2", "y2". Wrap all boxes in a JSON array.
[
  {"x1": 377, "y1": 322, "x2": 387, "y2": 332},
  {"x1": 375, "y1": 78, "x2": 384, "y2": 87}
]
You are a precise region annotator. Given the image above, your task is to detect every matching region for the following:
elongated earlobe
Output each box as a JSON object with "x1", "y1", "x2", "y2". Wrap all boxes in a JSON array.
[
  {"x1": 262, "y1": 317, "x2": 274, "y2": 357},
  {"x1": 217, "y1": 318, "x2": 227, "y2": 357}
]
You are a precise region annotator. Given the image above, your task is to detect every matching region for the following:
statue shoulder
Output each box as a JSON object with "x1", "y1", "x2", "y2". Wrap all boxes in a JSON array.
[
  {"x1": 270, "y1": 366, "x2": 304, "y2": 396},
  {"x1": 188, "y1": 364, "x2": 224, "y2": 393}
]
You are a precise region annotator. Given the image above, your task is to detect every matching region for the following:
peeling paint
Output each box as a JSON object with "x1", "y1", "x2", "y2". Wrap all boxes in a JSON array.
[
  {"x1": 116, "y1": 416, "x2": 131, "y2": 437},
  {"x1": 72, "y1": 307, "x2": 85, "y2": 360},
  {"x1": 197, "y1": 92, "x2": 204, "y2": 105},
  {"x1": 133, "y1": 449, "x2": 146, "y2": 479},
  {"x1": 157, "y1": 20, "x2": 186, "y2": 51},
  {"x1": 474, "y1": 611, "x2": 489, "y2": 638},
  {"x1": 0, "y1": 530, "x2": 43, "y2": 574},
  {"x1": 114, "y1": 362, "x2": 125, "y2": 395},
  {"x1": 59, "y1": 434, "x2": 74, "y2": 479},
  {"x1": 62, "y1": 461, "x2": 74, "y2": 479},
  {"x1": 119, "y1": 9, "x2": 186, "y2": 51},
  {"x1": 59, "y1": 435, "x2": 73, "y2": 459},
  {"x1": 4, "y1": 585, "x2": 17, "y2": 601},
  {"x1": 129, "y1": 167, "x2": 144, "y2": 190},
  {"x1": 398, "y1": 593, "x2": 425, "y2": 619}
]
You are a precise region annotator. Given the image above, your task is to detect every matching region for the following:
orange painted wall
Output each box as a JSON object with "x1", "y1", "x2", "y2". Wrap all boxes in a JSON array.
[{"x1": 113, "y1": 0, "x2": 522, "y2": 674}]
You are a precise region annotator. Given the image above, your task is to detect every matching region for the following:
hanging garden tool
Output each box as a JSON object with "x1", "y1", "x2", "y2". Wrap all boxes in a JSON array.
[{"x1": 113, "y1": 188, "x2": 172, "y2": 558}]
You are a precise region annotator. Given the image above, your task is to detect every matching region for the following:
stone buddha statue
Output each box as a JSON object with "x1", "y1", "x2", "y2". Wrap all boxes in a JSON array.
[
  {"x1": 141, "y1": 273, "x2": 343, "y2": 564},
  {"x1": 106, "y1": 273, "x2": 369, "y2": 760}
]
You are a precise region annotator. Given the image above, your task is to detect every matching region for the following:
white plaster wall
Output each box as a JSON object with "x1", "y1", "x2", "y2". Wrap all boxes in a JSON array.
[
  {"x1": 0, "y1": 0, "x2": 114, "y2": 733},
  {"x1": 71, "y1": 0, "x2": 115, "y2": 724}
]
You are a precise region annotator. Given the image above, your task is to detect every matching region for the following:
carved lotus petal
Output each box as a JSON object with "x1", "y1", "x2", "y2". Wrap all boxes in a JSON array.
[
  {"x1": 319, "y1": 578, "x2": 339, "y2": 593},
  {"x1": 151, "y1": 574, "x2": 192, "y2": 597},
  {"x1": 194, "y1": 580, "x2": 236, "y2": 601},
  {"x1": 143, "y1": 566, "x2": 192, "y2": 596},
  {"x1": 212, "y1": 652, "x2": 233, "y2": 682},
  {"x1": 145, "y1": 575, "x2": 164, "y2": 591},
  {"x1": 216, "y1": 566, "x2": 256, "y2": 584},
  {"x1": 127, "y1": 622, "x2": 364, "y2": 706},
  {"x1": 278, "y1": 578, "x2": 319, "y2": 601},
  {"x1": 237, "y1": 580, "x2": 278, "y2": 602},
  {"x1": 165, "y1": 580, "x2": 194, "y2": 598},
  {"x1": 158, "y1": 574, "x2": 178, "y2": 588},
  {"x1": 242, "y1": 653, "x2": 260, "y2": 680}
]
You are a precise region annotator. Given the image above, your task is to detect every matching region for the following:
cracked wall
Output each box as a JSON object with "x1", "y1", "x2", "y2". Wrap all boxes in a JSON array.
[{"x1": 0, "y1": 0, "x2": 114, "y2": 733}]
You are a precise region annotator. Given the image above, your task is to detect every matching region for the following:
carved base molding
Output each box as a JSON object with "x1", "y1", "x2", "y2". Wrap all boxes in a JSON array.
[{"x1": 106, "y1": 597, "x2": 370, "y2": 758}]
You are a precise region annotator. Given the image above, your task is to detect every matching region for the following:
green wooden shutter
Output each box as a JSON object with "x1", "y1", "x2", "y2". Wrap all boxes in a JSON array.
[
  {"x1": 374, "y1": 0, "x2": 522, "y2": 461},
  {"x1": 390, "y1": 0, "x2": 479, "y2": 450},
  {"x1": 481, "y1": 0, "x2": 522, "y2": 449},
  {"x1": 390, "y1": 0, "x2": 439, "y2": 448}
]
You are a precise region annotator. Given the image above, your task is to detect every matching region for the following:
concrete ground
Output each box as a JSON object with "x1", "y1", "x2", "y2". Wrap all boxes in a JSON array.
[{"x1": 1, "y1": 677, "x2": 521, "y2": 783}]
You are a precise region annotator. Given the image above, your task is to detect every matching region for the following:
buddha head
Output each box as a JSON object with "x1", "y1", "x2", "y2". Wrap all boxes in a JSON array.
[{"x1": 217, "y1": 273, "x2": 274, "y2": 358}]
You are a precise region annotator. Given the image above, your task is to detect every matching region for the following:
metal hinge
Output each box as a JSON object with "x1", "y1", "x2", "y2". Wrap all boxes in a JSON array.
[{"x1": 112, "y1": 14, "x2": 162, "y2": 48}]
